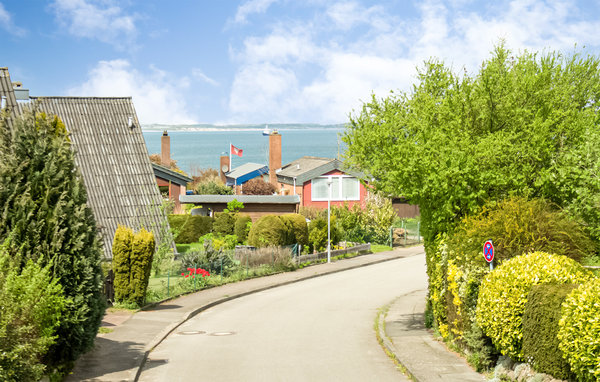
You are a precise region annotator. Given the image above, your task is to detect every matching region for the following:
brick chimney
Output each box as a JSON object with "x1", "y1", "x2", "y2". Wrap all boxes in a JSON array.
[
  {"x1": 219, "y1": 155, "x2": 230, "y2": 184},
  {"x1": 161, "y1": 130, "x2": 170, "y2": 166},
  {"x1": 269, "y1": 131, "x2": 282, "y2": 186}
]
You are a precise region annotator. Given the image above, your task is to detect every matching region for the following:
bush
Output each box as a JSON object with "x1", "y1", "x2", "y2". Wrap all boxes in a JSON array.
[
  {"x1": 129, "y1": 229, "x2": 155, "y2": 306},
  {"x1": 0, "y1": 111, "x2": 105, "y2": 368},
  {"x1": 476, "y1": 252, "x2": 593, "y2": 360},
  {"x1": 558, "y1": 278, "x2": 600, "y2": 382},
  {"x1": 248, "y1": 215, "x2": 288, "y2": 247},
  {"x1": 307, "y1": 217, "x2": 341, "y2": 253},
  {"x1": 234, "y1": 214, "x2": 252, "y2": 243},
  {"x1": 198, "y1": 233, "x2": 238, "y2": 250},
  {"x1": 168, "y1": 215, "x2": 213, "y2": 244},
  {"x1": 213, "y1": 212, "x2": 236, "y2": 236},
  {"x1": 112, "y1": 226, "x2": 134, "y2": 303},
  {"x1": 440, "y1": 196, "x2": 595, "y2": 364},
  {"x1": 522, "y1": 284, "x2": 577, "y2": 379},
  {"x1": 195, "y1": 176, "x2": 233, "y2": 195},
  {"x1": 242, "y1": 178, "x2": 277, "y2": 195},
  {"x1": 0, "y1": 250, "x2": 65, "y2": 382},
  {"x1": 179, "y1": 241, "x2": 236, "y2": 276},
  {"x1": 280, "y1": 213, "x2": 309, "y2": 246},
  {"x1": 112, "y1": 226, "x2": 155, "y2": 306}
]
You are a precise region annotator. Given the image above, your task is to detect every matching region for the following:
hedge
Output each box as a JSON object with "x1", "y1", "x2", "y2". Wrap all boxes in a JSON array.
[
  {"x1": 234, "y1": 214, "x2": 252, "y2": 243},
  {"x1": 280, "y1": 213, "x2": 309, "y2": 246},
  {"x1": 213, "y1": 212, "x2": 236, "y2": 236},
  {"x1": 476, "y1": 252, "x2": 593, "y2": 360},
  {"x1": 558, "y1": 278, "x2": 600, "y2": 382},
  {"x1": 522, "y1": 283, "x2": 577, "y2": 379},
  {"x1": 248, "y1": 215, "x2": 287, "y2": 247},
  {"x1": 168, "y1": 215, "x2": 213, "y2": 244}
]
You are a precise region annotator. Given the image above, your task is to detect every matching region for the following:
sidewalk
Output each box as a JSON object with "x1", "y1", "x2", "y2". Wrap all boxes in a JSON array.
[
  {"x1": 66, "y1": 246, "x2": 423, "y2": 381},
  {"x1": 380, "y1": 289, "x2": 486, "y2": 382}
]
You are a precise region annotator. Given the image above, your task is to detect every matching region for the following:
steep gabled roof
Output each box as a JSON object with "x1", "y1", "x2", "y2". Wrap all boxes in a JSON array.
[
  {"x1": 3, "y1": 92, "x2": 167, "y2": 259},
  {"x1": 153, "y1": 163, "x2": 192, "y2": 186},
  {"x1": 277, "y1": 156, "x2": 364, "y2": 185}
]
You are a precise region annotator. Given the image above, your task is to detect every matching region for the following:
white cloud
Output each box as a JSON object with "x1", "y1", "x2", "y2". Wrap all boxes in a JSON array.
[
  {"x1": 234, "y1": 0, "x2": 278, "y2": 24},
  {"x1": 51, "y1": 0, "x2": 136, "y2": 47},
  {"x1": 192, "y1": 68, "x2": 219, "y2": 87},
  {"x1": 0, "y1": 2, "x2": 26, "y2": 36},
  {"x1": 69, "y1": 60, "x2": 196, "y2": 124},
  {"x1": 227, "y1": 0, "x2": 600, "y2": 124}
]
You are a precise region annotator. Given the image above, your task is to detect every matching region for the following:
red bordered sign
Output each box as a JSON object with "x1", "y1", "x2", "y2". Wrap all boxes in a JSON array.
[{"x1": 483, "y1": 240, "x2": 494, "y2": 263}]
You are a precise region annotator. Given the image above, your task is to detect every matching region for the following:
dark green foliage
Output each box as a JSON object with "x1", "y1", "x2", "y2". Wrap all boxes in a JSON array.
[
  {"x1": 129, "y1": 229, "x2": 155, "y2": 306},
  {"x1": 112, "y1": 225, "x2": 134, "y2": 303},
  {"x1": 0, "y1": 111, "x2": 105, "y2": 368},
  {"x1": 307, "y1": 217, "x2": 341, "y2": 253},
  {"x1": 179, "y1": 241, "x2": 236, "y2": 276},
  {"x1": 213, "y1": 212, "x2": 236, "y2": 236},
  {"x1": 167, "y1": 214, "x2": 213, "y2": 244},
  {"x1": 0, "y1": 248, "x2": 65, "y2": 382},
  {"x1": 463, "y1": 322, "x2": 499, "y2": 372},
  {"x1": 234, "y1": 214, "x2": 252, "y2": 243},
  {"x1": 248, "y1": 215, "x2": 288, "y2": 247},
  {"x1": 523, "y1": 284, "x2": 576, "y2": 379},
  {"x1": 280, "y1": 213, "x2": 309, "y2": 246}
]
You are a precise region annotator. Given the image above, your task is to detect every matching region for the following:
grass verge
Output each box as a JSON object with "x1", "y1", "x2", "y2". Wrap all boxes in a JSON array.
[{"x1": 374, "y1": 303, "x2": 416, "y2": 381}]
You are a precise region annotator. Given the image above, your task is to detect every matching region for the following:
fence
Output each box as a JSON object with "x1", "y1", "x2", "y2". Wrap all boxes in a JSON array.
[
  {"x1": 389, "y1": 219, "x2": 421, "y2": 247},
  {"x1": 294, "y1": 243, "x2": 371, "y2": 264}
]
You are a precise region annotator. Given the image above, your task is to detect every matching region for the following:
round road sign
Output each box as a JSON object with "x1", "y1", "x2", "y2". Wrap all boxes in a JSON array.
[{"x1": 483, "y1": 240, "x2": 494, "y2": 263}]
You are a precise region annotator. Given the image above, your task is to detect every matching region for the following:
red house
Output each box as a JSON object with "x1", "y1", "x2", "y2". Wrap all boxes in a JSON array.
[{"x1": 276, "y1": 156, "x2": 368, "y2": 209}]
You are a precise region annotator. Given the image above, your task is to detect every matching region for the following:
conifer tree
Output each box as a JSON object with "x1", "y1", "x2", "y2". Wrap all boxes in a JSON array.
[{"x1": 0, "y1": 110, "x2": 105, "y2": 368}]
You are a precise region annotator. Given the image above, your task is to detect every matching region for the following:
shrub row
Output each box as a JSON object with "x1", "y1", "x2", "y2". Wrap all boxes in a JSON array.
[
  {"x1": 248, "y1": 214, "x2": 309, "y2": 248},
  {"x1": 476, "y1": 251, "x2": 599, "y2": 381},
  {"x1": 168, "y1": 215, "x2": 213, "y2": 244},
  {"x1": 112, "y1": 226, "x2": 156, "y2": 306}
]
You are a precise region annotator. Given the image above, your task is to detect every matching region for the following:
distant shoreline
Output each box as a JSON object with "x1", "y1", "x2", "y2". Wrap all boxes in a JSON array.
[{"x1": 141, "y1": 123, "x2": 346, "y2": 132}]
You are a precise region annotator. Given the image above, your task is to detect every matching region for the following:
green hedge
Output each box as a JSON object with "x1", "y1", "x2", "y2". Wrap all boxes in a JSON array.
[
  {"x1": 476, "y1": 252, "x2": 593, "y2": 360},
  {"x1": 234, "y1": 214, "x2": 252, "y2": 243},
  {"x1": 522, "y1": 284, "x2": 577, "y2": 379},
  {"x1": 558, "y1": 278, "x2": 600, "y2": 382},
  {"x1": 213, "y1": 212, "x2": 236, "y2": 236},
  {"x1": 248, "y1": 215, "x2": 287, "y2": 247},
  {"x1": 168, "y1": 215, "x2": 213, "y2": 244},
  {"x1": 280, "y1": 213, "x2": 309, "y2": 246}
]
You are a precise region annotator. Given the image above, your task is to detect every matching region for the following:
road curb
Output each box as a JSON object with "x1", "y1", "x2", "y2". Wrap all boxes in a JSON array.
[
  {"x1": 134, "y1": 253, "x2": 418, "y2": 381},
  {"x1": 376, "y1": 297, "x2": 418, "y2": 382}
]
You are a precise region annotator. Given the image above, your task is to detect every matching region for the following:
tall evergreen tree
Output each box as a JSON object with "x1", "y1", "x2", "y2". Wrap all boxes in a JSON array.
[{"x1": 0, "y1": 110, "x2": 105, "y2": 368}]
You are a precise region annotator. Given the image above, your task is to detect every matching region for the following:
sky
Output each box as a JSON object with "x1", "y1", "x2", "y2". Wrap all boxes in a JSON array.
[{"x1": 2, "y1": 0, "x2": 600, "y2": 125}]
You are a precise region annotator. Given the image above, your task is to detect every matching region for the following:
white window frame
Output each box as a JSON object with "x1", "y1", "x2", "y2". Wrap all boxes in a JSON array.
[{"x1": 311, "y1": 175, "x2": 360, "y2": 201}]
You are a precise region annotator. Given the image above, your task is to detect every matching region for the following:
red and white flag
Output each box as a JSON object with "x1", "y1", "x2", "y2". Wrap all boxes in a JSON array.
[{"x1": 231, "y1": 144, "x2": 243, "y2": 157}]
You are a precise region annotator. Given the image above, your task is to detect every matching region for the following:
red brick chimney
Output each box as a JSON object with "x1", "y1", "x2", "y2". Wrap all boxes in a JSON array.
[
  {"x1": 161, "y1": 130, "x2": 170, "y2": 167},
  {"x1": 269, "y1": 131, "x2": 282, "y2": 186},
  {"x1": 219, "y1": 155, "x2": 230, "y2": 184}
]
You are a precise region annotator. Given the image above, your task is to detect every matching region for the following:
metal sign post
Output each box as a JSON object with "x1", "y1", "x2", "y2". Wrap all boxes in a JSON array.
[{"x1": 483, "y1": 239, "x2": 495, "y2": 271}]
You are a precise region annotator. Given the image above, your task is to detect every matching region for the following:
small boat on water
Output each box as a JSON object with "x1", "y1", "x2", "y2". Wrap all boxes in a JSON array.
[{"x1": 262, "y1": 125, "x2": 271, "y2": 136}]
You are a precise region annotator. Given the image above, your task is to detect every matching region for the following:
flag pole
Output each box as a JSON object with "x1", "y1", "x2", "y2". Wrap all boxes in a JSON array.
[{"x1": 229, "y1": 142, "x2": 232, "y2": 169}]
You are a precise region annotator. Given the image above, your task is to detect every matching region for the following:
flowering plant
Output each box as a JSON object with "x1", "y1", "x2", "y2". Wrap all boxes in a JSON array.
[{"x1": 181, "y1": 267, "x2": 210, "y2": 278}]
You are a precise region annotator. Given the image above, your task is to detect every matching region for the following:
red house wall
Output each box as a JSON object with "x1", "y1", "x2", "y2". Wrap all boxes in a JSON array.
[{"x1": 301, "y1": 170, "x2": 368, "y2": 209}]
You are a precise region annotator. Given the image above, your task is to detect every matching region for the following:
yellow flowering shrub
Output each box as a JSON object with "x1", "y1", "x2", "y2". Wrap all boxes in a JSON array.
[{"x1": 476, "y1": 252, "x2": 593, "y2": 360}]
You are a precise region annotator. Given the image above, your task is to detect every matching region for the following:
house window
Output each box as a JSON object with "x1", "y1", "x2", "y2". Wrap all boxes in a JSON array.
[{"x1": 311, "y1": 175, "x2": 360, "y2": 201}]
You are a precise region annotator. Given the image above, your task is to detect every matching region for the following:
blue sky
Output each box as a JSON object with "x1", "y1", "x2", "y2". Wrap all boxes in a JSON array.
[{"x1": 2, "y1": 1, "x2": 600, "y2": 125}]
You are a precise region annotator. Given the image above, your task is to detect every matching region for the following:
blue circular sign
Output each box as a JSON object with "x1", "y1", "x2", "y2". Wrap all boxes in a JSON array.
[{"x1": 483, "y1": 240, "x2": 494, "y2": 263}]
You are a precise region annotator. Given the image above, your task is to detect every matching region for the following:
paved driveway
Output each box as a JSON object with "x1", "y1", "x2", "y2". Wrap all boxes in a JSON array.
[{"x1": 139, "y1": 254, "x2": 427, "y2": 381}]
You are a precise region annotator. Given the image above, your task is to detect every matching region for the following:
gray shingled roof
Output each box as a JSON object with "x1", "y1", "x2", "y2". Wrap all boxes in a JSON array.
[
  {"x1": 1, "y1": 70, "x2": 168, "y2": 259},
  {"x1": 180, "y1": 194, "x2": 300, "y2": 205},
  {"x1": 0, "y1": 68, "x2": 19, "y2": 127},
  {"x1": 277, "y1": 156, "x2": 364, "y2": 185},
  {"x1": 153, "y1": 163, "x2": 193, "y2": 186}
]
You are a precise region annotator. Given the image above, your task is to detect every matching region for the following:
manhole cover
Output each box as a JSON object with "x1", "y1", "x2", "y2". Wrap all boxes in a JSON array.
[
  {"x1": 209, "y1": 331, "x2": 236, "y2": 336},
  {"x1": 177, "y1": 330, "x2": 206, "y2": 335}
]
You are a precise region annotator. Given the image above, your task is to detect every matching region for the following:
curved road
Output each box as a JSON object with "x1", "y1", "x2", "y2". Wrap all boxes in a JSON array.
[{"x1": 139, "y1": 253, "x2": 426, "y2": 381}]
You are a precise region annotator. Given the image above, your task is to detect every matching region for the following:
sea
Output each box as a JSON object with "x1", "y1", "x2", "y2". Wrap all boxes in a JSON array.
[{"x1": 142, "y1": 124, "x2": 348, "y2": 175}]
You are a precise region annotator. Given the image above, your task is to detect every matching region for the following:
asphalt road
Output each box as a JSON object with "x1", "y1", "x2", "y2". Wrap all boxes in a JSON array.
[{"x1": 139, "y1": 253, "x2": 426, "y2": 382}]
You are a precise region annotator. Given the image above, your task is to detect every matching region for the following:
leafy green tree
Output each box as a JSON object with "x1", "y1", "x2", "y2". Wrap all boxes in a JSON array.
[
  {"x1": 195, "y1": 175, "x2": 233, "y2": 195},
  {"x1": 0, "y1": 245, "x2": 65, "y2": 382},
  {"x1": 0, "y1": 111, "x2": 105, "y2": 368},
  {"x1": 343, "y1": 44, "x2": 600, "y2": 248}
]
